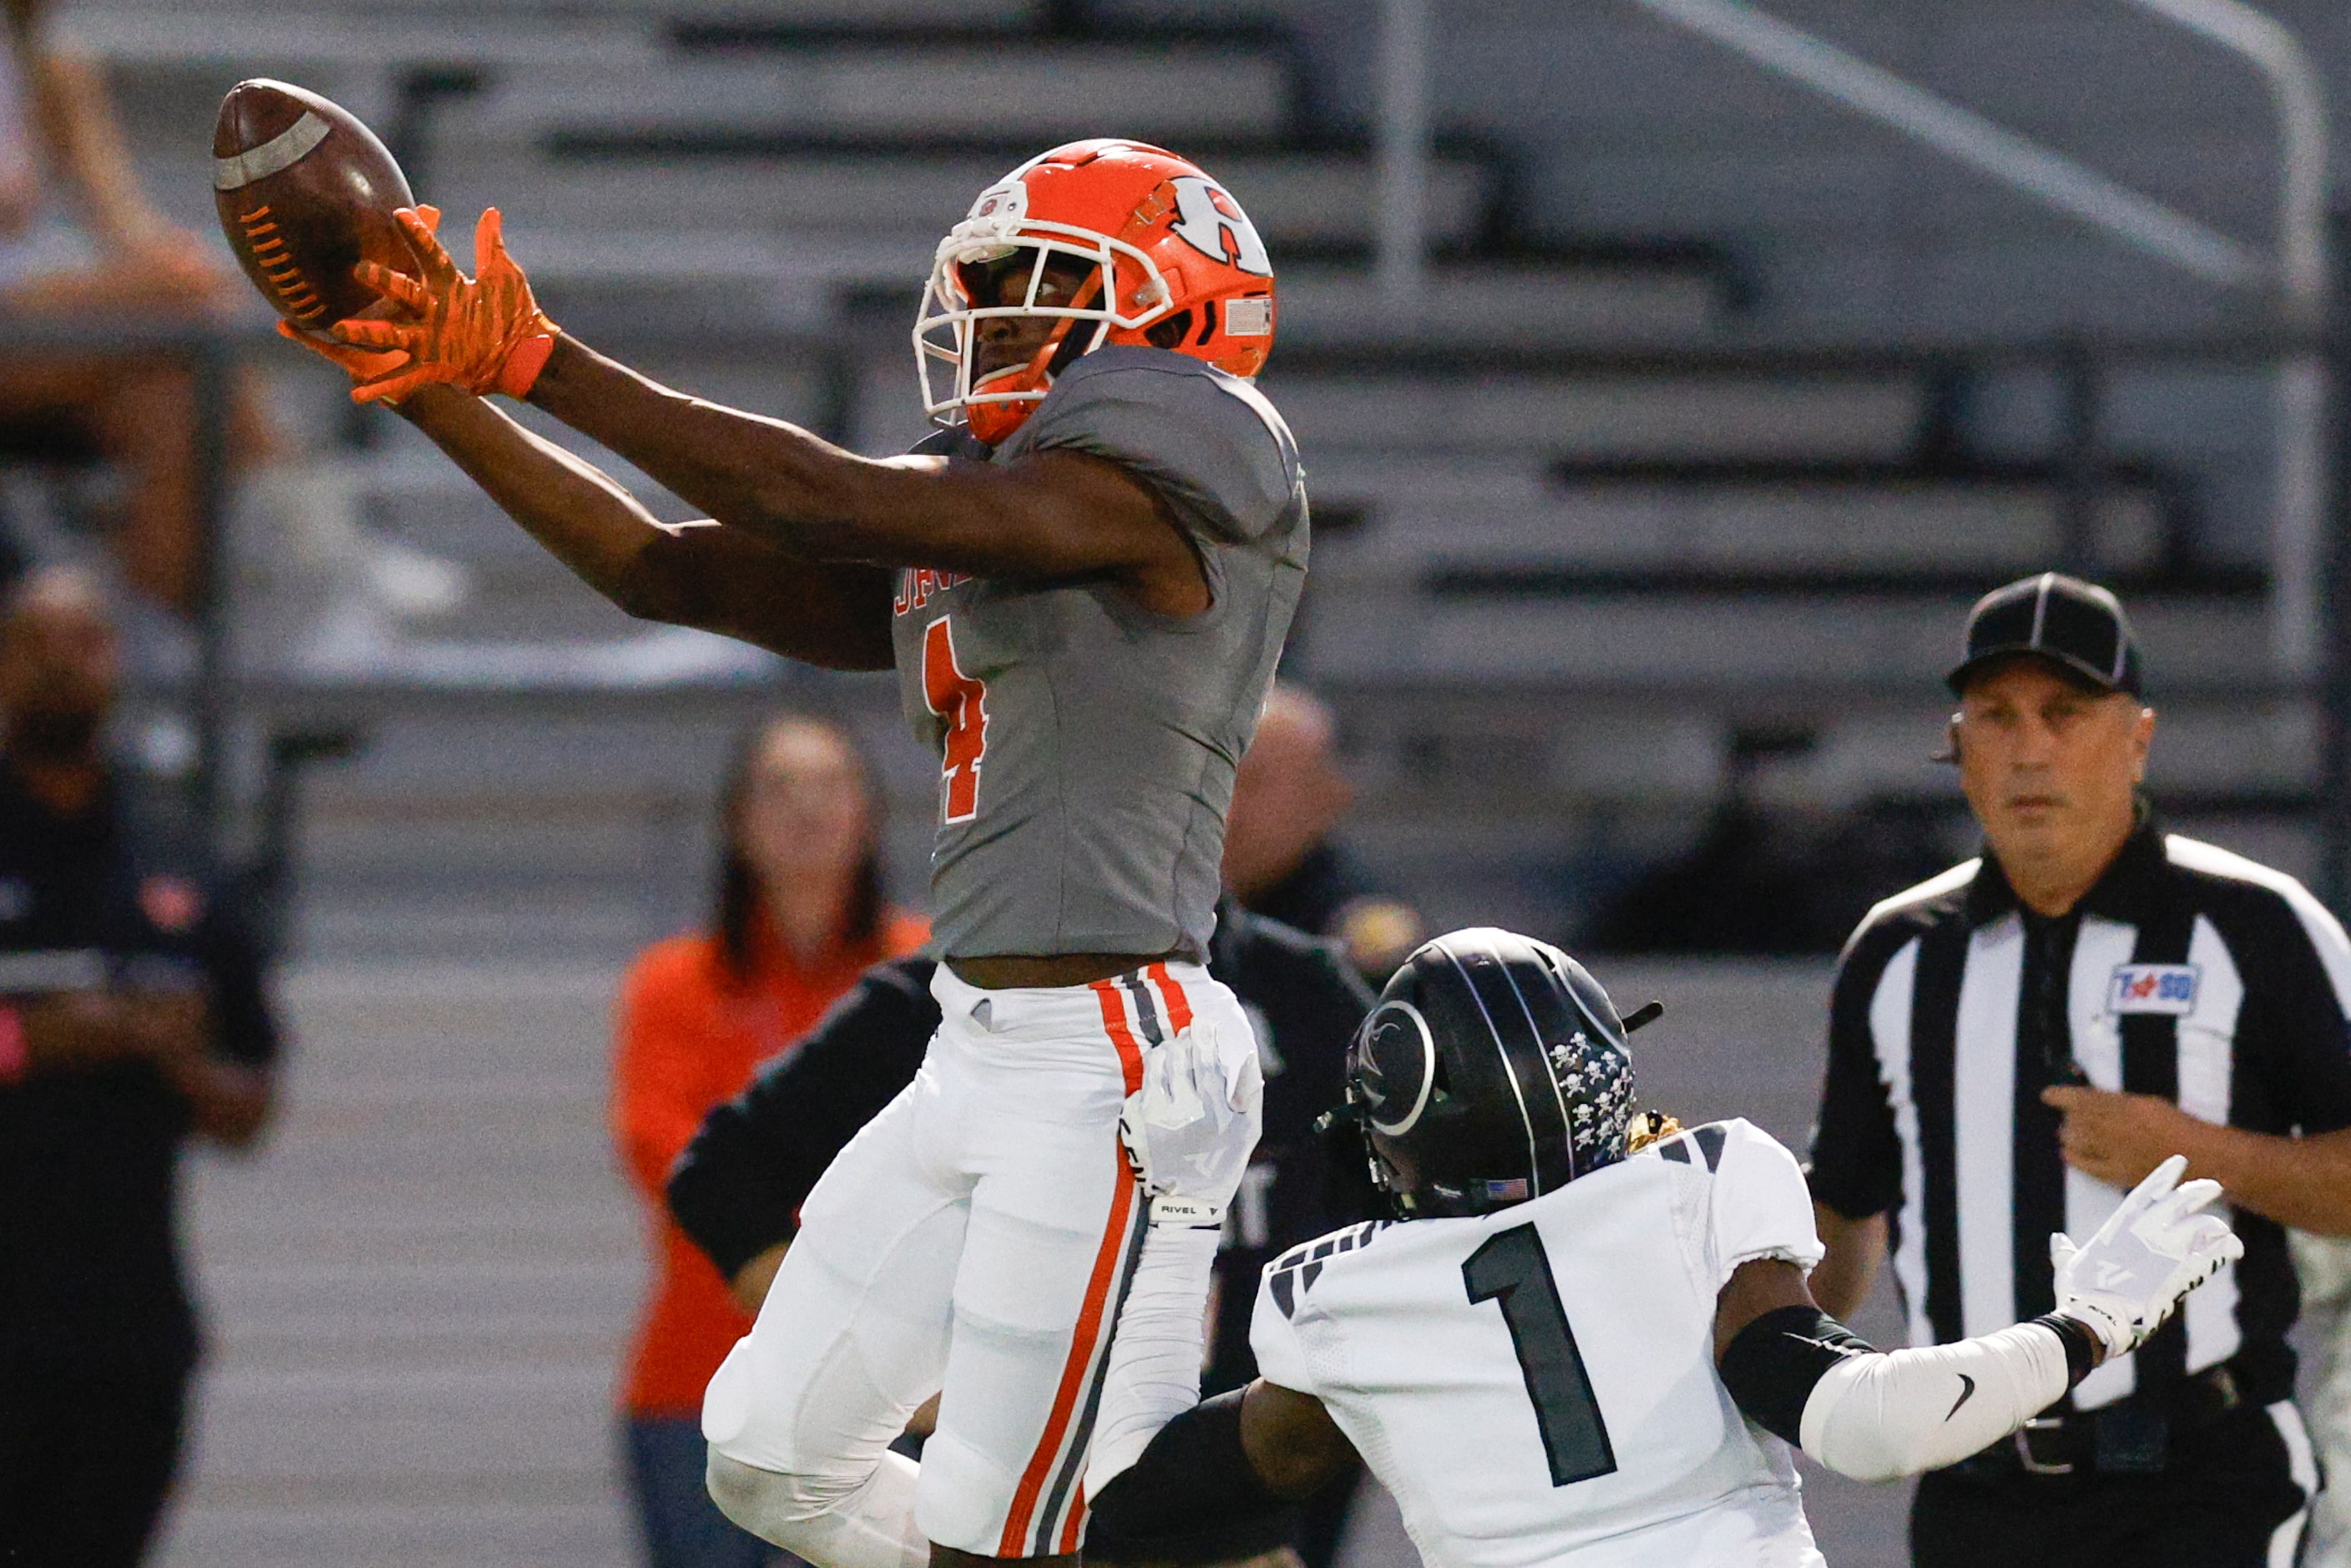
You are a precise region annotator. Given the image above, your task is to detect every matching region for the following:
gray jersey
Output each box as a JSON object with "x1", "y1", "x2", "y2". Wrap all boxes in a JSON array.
[{"x1": 889, "y1": 346, "x2": 1308, "y2": 961}]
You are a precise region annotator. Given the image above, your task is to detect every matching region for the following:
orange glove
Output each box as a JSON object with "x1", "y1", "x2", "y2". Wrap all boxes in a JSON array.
[
  {"x1": 276, "y1": 316, "x2": 406, "y2": 382},
  {"x1": 331, "y1": 206, "x2": 559, "y2": 405},
  {"x1": 273, "y1": 205, "x2": 442, "y2": 386}
]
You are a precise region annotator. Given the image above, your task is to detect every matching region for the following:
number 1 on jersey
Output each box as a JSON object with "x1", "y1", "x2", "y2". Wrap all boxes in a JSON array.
[
  {"x1": 923, "y1": 617, "x2": 988, "y2": 824},
  {"x1": 1464, "y1": 1224, "x2": 1618, "y2": 1487}
]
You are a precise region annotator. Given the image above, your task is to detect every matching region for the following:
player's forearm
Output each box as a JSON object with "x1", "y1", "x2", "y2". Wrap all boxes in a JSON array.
[
  {"x1": 2177, "y1": 1123, "x2": 2351, "y2": 1236},
  {"x1": 508, "y1": 344, "x2": 1182, "y2": 591},
  {"x1": 18, "y1": 989, "x2": 141, "y2": 1073},
  {"x1": 1721, "y1": 1302, "x2": 2096, "y2": 1483},
  {"x1": 1807, "y1": 1204, "x2": 1885, "y2": 1321},
  {"x1": 160, "y1": 1055, "x2": 274, "y2": 1148},
  {"x1": 399, "y1": 383, "x2": 678, "y2": 602},
  {"x1": 397, "y1": 386, "x2": 896, "y2": 667},
  {"x1": 526, "y1": 337, "x2": 900, "y2": 559},
  {"x1": 1796, "y1": 1318, "x2": 2088, "y2": 1482}
]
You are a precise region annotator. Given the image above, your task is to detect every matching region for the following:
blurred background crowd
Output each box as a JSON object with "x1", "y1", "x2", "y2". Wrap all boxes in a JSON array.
[{"x1": 6, "y1": 0, "x2": 2351, "y2": 1564}]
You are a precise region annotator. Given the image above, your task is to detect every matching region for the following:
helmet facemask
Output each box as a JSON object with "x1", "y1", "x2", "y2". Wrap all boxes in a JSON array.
[{"x1": 913, "y1": 210, "x2": 1178, "y2": 443}]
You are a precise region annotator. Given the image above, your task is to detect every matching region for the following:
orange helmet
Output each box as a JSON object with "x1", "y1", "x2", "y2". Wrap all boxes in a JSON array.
[{"x1": 913, "y1": 139, "x2": 1277, "y2": 444}]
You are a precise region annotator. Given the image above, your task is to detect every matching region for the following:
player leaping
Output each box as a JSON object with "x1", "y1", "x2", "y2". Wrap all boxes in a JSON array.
[{"x1": 281, "y1": 141, "x2": 1302, "y2": 1568}]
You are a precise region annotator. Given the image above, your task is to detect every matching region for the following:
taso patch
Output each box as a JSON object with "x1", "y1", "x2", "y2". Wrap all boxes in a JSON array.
[{"x1": 2110, "y1": 964, "x2": 2200, "y2": 1014}]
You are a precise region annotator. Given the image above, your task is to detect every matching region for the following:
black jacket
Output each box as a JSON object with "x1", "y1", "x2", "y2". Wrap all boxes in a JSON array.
[{"x1": 0, "y1": 763, "x2": 280, "y2": 1379}]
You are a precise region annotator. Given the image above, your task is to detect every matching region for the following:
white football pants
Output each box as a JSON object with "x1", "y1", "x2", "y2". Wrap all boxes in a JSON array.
[{"x1": 703, "y1": 960, "x2": 1256, "y2": 1560}]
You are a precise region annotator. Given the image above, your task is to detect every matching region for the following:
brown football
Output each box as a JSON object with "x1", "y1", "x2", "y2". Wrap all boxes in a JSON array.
[{"x1": 213, "y1": 79, "x2": 415, "y2": 331}]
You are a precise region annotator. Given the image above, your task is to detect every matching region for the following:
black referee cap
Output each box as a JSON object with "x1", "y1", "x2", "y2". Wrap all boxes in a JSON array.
[{"x1": 1947, "y1": 572, "x2": 2143, "y2": 698}]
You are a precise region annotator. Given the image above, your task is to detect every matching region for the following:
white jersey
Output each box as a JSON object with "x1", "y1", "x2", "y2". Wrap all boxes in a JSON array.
[{"x1": 1250, "y1": 1119, "x2": 1828, "y2": 1568}]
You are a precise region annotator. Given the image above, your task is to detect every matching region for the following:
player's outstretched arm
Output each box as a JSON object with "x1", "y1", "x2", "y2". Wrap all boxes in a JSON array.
[
  {"x1": 526, "y1": 339, "x2": 1206, "y2": 615},
  {"x1": 1085, "y1": 1382, "x2": 1357, "y2": 1551},
  {"x1": 324, "y1": 211, "x2": 1208, "y2": 615},
  {"x1": 1716, "y1": 1155, "x2": 2240, "y2": 1483},
  {"x1": 383, "y1": 384, "x2": 893, "y2": 670}
]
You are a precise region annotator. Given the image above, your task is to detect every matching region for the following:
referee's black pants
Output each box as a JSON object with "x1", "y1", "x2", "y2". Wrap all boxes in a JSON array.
[
  {"x1": 1910, "y1": 1404, "x2": 2312, "y2": 1568},
  {"x1": 0, "y1": 1368, "x2": 189, "y2": 1568}
]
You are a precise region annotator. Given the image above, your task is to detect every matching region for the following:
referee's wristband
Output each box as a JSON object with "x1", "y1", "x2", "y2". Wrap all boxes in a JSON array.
[{"x1": 2030, "y1": 1313, "x2": 2101, "y2": 1388}]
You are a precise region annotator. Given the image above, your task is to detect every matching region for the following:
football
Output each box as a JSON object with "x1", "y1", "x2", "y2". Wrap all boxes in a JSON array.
[{"x1": 212, "y1": 79, "x2": 416, "y2": 332}]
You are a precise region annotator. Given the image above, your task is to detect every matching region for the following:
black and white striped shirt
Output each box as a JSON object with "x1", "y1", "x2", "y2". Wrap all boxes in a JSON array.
[{"x1": 1810, "y1": 817, "x2": 2351, "y2": 1411}]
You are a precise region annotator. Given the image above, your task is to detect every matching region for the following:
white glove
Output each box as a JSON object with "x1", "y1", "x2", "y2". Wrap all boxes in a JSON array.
[
  {"x1": 1118, "y1": 1019, "x2": 1263, "y2": 1226},
  {"x1": 2051, "y1": 1153, "x2": 2243, "y2": 1359}
]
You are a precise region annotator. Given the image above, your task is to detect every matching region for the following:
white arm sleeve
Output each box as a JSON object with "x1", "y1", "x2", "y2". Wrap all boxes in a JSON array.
[{"x1": 1797, "y1": 1322, "x2": 2071, "y2": 1483}]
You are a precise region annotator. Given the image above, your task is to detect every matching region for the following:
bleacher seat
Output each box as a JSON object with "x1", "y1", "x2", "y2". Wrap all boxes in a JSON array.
[
  {"x1": 1265, "y1": 364, "x2": 1929, "y2": 460},
  {"x1": 1305, "y1": 456, "x2": 2171, "y2": 582},
  {"x1": 66, "y1": 0, "x2": 2299, "y2": 948}
]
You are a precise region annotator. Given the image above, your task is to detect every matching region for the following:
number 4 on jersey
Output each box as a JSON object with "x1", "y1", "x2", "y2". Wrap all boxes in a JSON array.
[{"x1": 923, "y1": 617, "x2": 988, "y2": 823}]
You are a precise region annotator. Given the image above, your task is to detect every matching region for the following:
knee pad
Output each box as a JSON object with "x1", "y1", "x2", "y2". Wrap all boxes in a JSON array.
[
  {"x1": 911, "y1": 1427, "x2": 1022, "y2": 1554},
  {"x1": 707, "y1": 1449, "x2": 857, "y2": 1529},
  {"x1": 707, "y1": 1449, "x2": 927, "y2": 1568}
]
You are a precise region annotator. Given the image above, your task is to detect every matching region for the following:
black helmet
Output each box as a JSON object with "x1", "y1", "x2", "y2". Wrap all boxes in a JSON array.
[{"x1": 1343, "y1": 928, "x2": 1646, "y2": 1218}]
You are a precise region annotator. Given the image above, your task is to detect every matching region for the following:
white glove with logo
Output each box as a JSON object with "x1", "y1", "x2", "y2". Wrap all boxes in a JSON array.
[
  {"x1": 2051, "y1": 1154, "x2": 2242, "y2": 1359},
  {"x1": 1118, "y1": 1019, "x2": 1264, "y2": 1227}
]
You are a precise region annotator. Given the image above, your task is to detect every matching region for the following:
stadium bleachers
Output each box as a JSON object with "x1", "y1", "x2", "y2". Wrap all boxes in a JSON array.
[
  {"x1": 56, "y1": 0, "x2": 2321, "y2": 948},
  {"x1": 18, "y1": 3, "x2": 2332, "y2": 1564}
]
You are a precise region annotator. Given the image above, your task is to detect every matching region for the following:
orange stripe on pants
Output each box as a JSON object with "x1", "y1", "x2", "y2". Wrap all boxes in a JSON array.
[
  {"x1": 996, "y1": 1150, "x2": 1138, "y2": 1555},
  {"x1": 1055, "y1": 1479, "x2": 1089, "y2": 1555},
  {"x1": 1091, "y1": 979, "x2": 1146, "y2": 1095},
  {"x1": 1145, "y1": 963, "x2": 1194, "y2": 1035}
]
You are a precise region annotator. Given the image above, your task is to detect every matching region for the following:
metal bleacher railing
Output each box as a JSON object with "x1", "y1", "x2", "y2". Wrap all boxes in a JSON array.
[
  {"x1": 29, "y1": 0, "x2": 2351, "y2": 956},
  {"x1": 18, "y1": 305, "x2": 2351, "y2": 951}
]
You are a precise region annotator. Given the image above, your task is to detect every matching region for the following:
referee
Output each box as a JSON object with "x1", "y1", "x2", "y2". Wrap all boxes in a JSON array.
[{"x1": 1809, "y1": 573, "x2": 2351, "y2": 1566}]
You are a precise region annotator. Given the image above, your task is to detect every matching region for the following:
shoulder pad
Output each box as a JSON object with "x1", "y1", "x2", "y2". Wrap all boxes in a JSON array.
[
  {"x1": 1265, "y1": 1220, "x2": 1388, "y2": 1319},
  {"x1": 1654, "y1": 1120, "x2": 1730, "y2": 1171}
]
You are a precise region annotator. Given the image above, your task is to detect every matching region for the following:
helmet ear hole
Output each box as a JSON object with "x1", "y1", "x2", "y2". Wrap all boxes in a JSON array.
[{"x1": 1144, "y1": 310, "x2": 1194, "y2": 350}]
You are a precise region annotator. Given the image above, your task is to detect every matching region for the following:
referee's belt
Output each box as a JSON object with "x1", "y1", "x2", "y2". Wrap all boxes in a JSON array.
[{"x1": 1944, "y1": 1363, "x2": 2245, "y2": 1480}]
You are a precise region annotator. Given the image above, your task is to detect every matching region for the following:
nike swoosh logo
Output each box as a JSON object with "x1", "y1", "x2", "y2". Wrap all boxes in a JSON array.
[{"x1": 1944, "y1": 1375, "x2": 1977, "y2": 1422}]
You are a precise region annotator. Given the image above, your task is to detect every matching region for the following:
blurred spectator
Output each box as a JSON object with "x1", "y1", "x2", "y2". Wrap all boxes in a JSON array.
[
  {"x1": 1585, "y1": 725, "x2": 1953, "y2": 954},
  {"x1": 1223, "y1": 684, "x2": 1421, "y2": 982},
  {"x1": 0, "y1": 0, "x2": 274, "y2": 615},
  {"x1": 0, "y1": 566, "x2": 281, "y2": 1566},
  {"x1": 611, "y1": 714, "x2": 925, "y2": 1568}
]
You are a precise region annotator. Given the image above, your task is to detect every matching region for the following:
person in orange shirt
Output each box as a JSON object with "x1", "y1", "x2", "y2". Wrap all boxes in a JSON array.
[{"x1": 612, "y1": 712, "x2": 926, "y2": 1568}]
